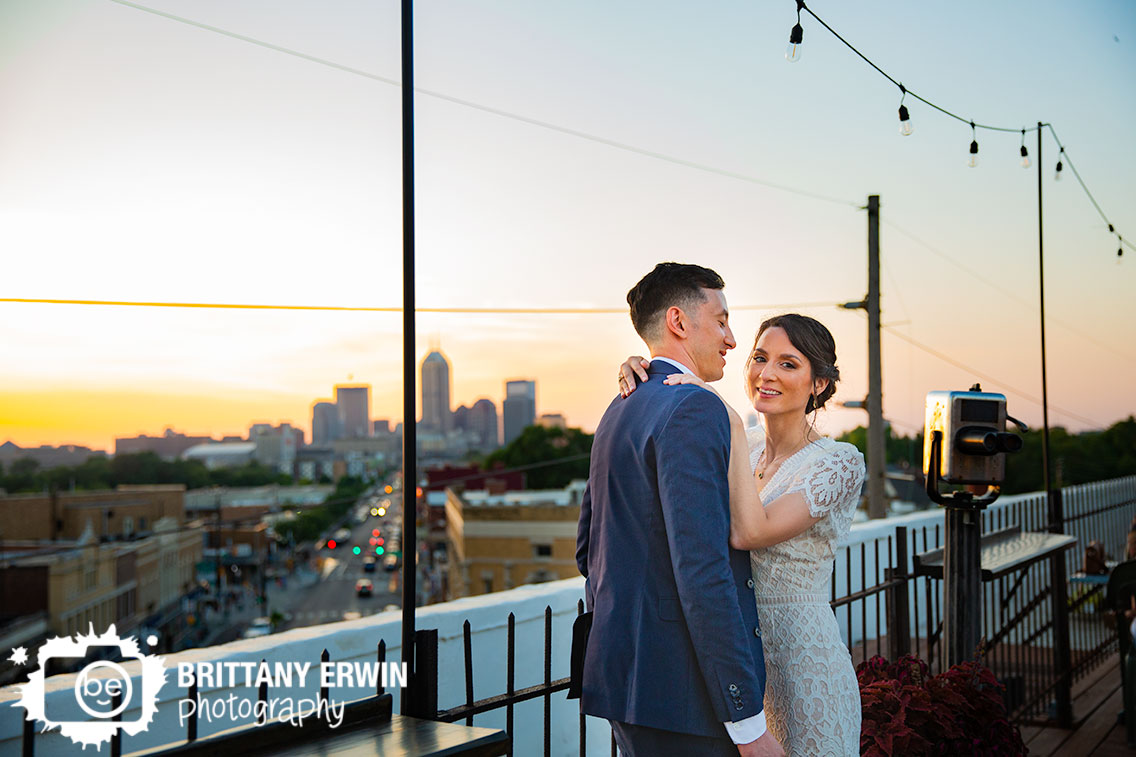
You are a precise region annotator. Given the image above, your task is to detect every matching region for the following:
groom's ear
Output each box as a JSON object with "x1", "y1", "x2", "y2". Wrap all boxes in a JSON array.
[{"x1": 664, "y1": 305, "x2": 688, "y2": 339}]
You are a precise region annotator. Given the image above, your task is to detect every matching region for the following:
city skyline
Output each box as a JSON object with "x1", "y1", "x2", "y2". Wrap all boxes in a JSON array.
[
  {"x1": 0, "y1": 1, "x2": 1132, "y2": 455},
  {"x1": 0, "y1": 364, "x2": 550, "y2": 454}
]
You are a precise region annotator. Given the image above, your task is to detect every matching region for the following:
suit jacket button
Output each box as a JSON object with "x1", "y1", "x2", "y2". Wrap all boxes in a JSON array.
[
  {"x1": 746, "y1": 579, "x2": 755, "y2": 589},
  {"x1": 754, "y1": 626, "x2": 761, "y2": 638},
  {"x1": 735, "y1": 703, "x2": 744, "y2": 710},
  {"x1": 728, "y1": 684, "x2": 738, "y2": 692}
]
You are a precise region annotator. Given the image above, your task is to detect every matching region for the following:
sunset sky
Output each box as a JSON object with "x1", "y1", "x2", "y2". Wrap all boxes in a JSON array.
[{"x1": 1, "y1": 0, "x2": 1133, "y2": 453}]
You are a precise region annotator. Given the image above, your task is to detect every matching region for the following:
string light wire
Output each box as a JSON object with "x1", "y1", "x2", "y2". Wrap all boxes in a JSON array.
[{"x1": 794, "y1": 1, "x2": 1130, "y2": 252}]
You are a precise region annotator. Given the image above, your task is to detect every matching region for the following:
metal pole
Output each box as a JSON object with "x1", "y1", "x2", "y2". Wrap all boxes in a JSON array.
[
  {"x1": 215, "y1": 494, "x2": 223, "y2": 602},
  {"x1": 867, "y1": 195, "x2": 887, "y2": 519},
  {"x1": 399, "y1": 0, "x2": 418, "y2": 717},
  {"x1": 942, "y1": 507, "x2": 981, "y2": 666},
  {"x1": 1038, "y1": 123, "x2": 1073, "y2": 726},
  {"x1": 1036, "y1": 123, "x2": 1055, "y2": 528}
]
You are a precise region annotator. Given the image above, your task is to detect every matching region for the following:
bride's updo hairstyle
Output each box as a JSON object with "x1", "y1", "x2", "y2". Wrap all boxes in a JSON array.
[{"x1": 747, "y1": 313, "x2": 841, "y2": 414}]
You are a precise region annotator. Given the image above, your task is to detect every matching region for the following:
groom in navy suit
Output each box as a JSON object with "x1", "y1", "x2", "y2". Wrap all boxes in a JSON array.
[{"x1": 576, "y1": 263, "x2": 782, "y2": 756}]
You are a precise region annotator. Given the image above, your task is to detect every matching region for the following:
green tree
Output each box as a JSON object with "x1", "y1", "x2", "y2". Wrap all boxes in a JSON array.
[
  {"x1": 484, "y1": 425, "x2": 593, "y2": 489},
  {"x1": 2, "y1": 458, "x2": 41, "y2": 492},
  {"x1": 836, "y1": 425, "x2": 923, "y2": 470}
]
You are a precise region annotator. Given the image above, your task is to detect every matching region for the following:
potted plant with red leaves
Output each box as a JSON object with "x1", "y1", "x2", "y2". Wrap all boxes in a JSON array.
[{"x1": 858, "y1": 653, "x2": 1027, "y2": 756}]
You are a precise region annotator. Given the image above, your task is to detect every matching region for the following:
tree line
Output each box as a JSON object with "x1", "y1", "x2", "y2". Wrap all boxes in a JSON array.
[
  {"x1": 0, "y1": 451, "x2": 299, "y2": 494},
  {"x1": 837, "y1": 416, "x2": 1136, "y2": 495}
]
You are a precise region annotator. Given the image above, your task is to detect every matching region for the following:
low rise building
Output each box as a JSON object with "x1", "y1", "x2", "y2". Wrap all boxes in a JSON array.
[
  {"x1": 0, "y1": 485, "x2": 201, "y2": 655},
  {"x1": 444, "y1": 480, "x2": 585, "y2": 599},
  {"x1": 0, "y1": 484, "x2": 187, "y2": 542}
]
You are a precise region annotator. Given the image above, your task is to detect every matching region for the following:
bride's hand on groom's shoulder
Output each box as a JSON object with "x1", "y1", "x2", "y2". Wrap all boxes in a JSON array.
[
  {"x1": 617, "y1": 356, "x2": 650, "y2": 398},
  {"x1": 663, "y1": 373, "x2": 715, "y2": 395},
  {"x1": 663, "y1": 374, "x2": 742, "y2": 424}
]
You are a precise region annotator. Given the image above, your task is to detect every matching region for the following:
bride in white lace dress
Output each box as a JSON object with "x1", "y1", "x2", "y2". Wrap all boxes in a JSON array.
[{"x1": 619, "y1": 313, "x2": 865, "y2": 756}]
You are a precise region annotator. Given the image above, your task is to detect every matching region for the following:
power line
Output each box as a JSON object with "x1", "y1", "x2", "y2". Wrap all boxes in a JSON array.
[
  {"x1": 879, "y1": 324, "x2": 1104, "y2": 428},
  {"x1": 882, "y1": 219, "x2": 1136, "y2": 363},
  {"x1": 106, "y1": 0, "x2": 859, "y2": 209},
  {"x1": 0, "y1": 297, "x2": 837, "y2": 313}
]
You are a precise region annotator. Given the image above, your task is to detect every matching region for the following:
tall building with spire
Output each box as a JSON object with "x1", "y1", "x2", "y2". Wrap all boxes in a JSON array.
[{"x1": 420, "y1": 350, "x2": 452, "y2": 434}]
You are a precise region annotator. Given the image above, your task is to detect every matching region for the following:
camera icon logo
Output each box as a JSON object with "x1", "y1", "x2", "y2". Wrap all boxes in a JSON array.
[
  {"x1": 73, "y1": 659, "x2": 134, "y2": 720},
  {"x1": 12, "y1": 625, "x2": 167, "y2": 749}
]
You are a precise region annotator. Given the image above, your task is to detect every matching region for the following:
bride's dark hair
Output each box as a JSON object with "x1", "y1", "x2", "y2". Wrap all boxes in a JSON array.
[{"x1": 747, "y1": 313, "x2": 840, "y2": 414}]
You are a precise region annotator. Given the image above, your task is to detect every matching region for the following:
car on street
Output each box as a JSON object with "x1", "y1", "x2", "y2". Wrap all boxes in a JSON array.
[
  {"x1": 241, "y1": 617, "x2": 273, "y2": 639},
  {"x1": 383, "y1": 554, "x2": 399, "y2": 572},
  {"x1": 363, "y1": 557, "x2": 377, "y2": 573},
  {"x1": 355, "y1": 578, "x2": 373, "y2": 597}
]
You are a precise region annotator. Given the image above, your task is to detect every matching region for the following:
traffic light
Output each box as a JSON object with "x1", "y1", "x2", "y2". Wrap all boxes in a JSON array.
[
  {"x1": 375, "y1": 546, "x2": 385, "y2": 555},
  {"x1": 327, "y1": 539, "x2": 337, "y2": 550},
  {"x1": 377, "y1": 537, "x2": 384, "y2": 546},
  {"x1": 352, "y1": 546, "x2": 361, "y2": 555},
  {"x1": 384, "y1": 485, "x2": 393, "y2": 494},
  {"x1": 372, "y1": 529, "x2": 380, "y2": 537}
]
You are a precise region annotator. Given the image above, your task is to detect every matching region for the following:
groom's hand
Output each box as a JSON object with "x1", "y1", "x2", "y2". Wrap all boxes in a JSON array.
[{"x1": 738, "y1": 731, "x2": 785, "y2": 757}]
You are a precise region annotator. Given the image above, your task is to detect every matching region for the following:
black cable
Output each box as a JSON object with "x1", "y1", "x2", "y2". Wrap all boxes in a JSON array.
[
  {"x1": 798, "y1": 3, "x2": 1038, "y2": 134},
  {"x1": 795, "y1": 1, "x2": 1130, "y2": 255},
  {"x1": 879, "y1": 324, "x2": 1104, "y2": 428},
  {"x1": 1045, "y1": 125, "x2": 1135, "y2": 252}
]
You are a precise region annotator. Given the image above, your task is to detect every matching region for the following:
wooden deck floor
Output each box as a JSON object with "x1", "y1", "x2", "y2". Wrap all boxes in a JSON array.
[{"x1": 1020, "y1": 661, "x2": 1135, "y2": 755}]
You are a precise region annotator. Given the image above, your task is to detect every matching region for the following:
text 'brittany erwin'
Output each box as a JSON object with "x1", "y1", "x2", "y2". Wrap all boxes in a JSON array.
[{"x1": 175, "y1": 660, "x2": 408, "y2": 690}]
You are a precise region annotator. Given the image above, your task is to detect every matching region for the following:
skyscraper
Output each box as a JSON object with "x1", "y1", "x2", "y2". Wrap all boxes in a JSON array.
[
  {"x1": 469, "y1": 398, "x2": 499, "y2": 450},
  {"x1": 502, "y1": 380, "x2": 536, "y2": 446},
  {"x1": 420, "y1": 350, "x2": 452, "y2": 434},
  {"x1": 311, "y1": 401, "x2": 340, "y2": 446},
  {"x1": 335, "y1": 385, "x2": 371, "y2": 440}
]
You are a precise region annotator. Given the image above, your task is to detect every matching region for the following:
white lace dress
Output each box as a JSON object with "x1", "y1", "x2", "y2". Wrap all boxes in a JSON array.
[{"x1": 747, "y1": 429, "x2": 865, "y2": 756}]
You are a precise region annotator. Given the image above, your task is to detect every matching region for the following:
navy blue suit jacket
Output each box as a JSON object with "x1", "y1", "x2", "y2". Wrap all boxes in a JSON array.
[{"x1": 576, "y1": 362, "x2": 766, "y2": 738}]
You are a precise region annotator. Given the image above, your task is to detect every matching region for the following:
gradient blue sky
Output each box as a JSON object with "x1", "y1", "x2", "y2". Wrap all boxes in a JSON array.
[{"x1": 1, "y1": 0, "x2": 1133, "y2": 450}]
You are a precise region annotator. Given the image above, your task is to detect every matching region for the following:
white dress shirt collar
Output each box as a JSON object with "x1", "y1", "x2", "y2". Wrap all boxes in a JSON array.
[{"x1": 650, "y1": 356, "x2": 694, "y2": 376}]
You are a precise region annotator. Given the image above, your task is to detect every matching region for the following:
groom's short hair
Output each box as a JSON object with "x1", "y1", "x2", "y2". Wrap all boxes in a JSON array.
[{"x1": 627, "y1": 262, "x2": 725, "y2": 343}]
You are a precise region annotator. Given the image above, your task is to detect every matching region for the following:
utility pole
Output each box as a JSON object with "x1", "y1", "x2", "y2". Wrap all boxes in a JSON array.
[
  {"x1": 866, "y1": 195, "x2": 886, "y2": 519},
  {"x1": 841, "y1": 195, "x2": 887, "y2": 518}
]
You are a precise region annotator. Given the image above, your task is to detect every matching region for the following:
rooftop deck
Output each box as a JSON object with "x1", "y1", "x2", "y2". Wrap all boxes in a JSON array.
[{"x1": 1021, "y1": 660, "x2": 1134, "y2": 756}]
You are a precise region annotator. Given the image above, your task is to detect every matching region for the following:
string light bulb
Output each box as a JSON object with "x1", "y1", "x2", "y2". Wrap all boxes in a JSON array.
[
  {"x1": 1055, "y1": 147, "x2": 1064, "y2": 181},
  {"x1": 786, "y1": 1, "x2": 804, "y2": 63},
  {"x1": 1019, "y1": 130, "x2": 1030, "y2": 168},
  {"x1": 897, "y1": 86, "x2": 912, "y2": 136},
  {"x1": 968, "y1": 122, "x2": 979, "y2": 168}
]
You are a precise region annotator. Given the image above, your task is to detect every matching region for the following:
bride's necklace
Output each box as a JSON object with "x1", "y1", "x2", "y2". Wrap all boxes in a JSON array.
[{"x1": 756, "y1": 436, "x2": 813, "y2": 480}]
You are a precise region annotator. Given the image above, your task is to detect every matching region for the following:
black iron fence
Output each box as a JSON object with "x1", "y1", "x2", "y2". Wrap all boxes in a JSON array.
[
  {"x1": 420, "y1": 475, "x2": 1136, "y2": 753},
  {"x1": 13, "y1": 476, "x2": 1136, "y2": 756}
]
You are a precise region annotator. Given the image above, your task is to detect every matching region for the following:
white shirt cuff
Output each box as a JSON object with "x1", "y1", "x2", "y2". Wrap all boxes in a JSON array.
[{"x1": 724, "y1": 710, "x2": 767, "y2": 744}]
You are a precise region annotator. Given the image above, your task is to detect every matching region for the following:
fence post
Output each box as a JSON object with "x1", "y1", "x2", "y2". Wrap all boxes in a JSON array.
[
  {"x1": 886, "y1": 527, "x2": 911, "y2": 660},
  {"x1": 1049, "y1": 488, "x2": 1074, "y2": 727},
  {"x1": 410, "y1": 628, "x2": 438, "y2": 718}
]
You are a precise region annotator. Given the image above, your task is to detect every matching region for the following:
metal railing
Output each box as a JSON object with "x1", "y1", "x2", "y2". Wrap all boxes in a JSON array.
[{"x1": 14, "y1": 476, "x2": 1136, "y2": 756}]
